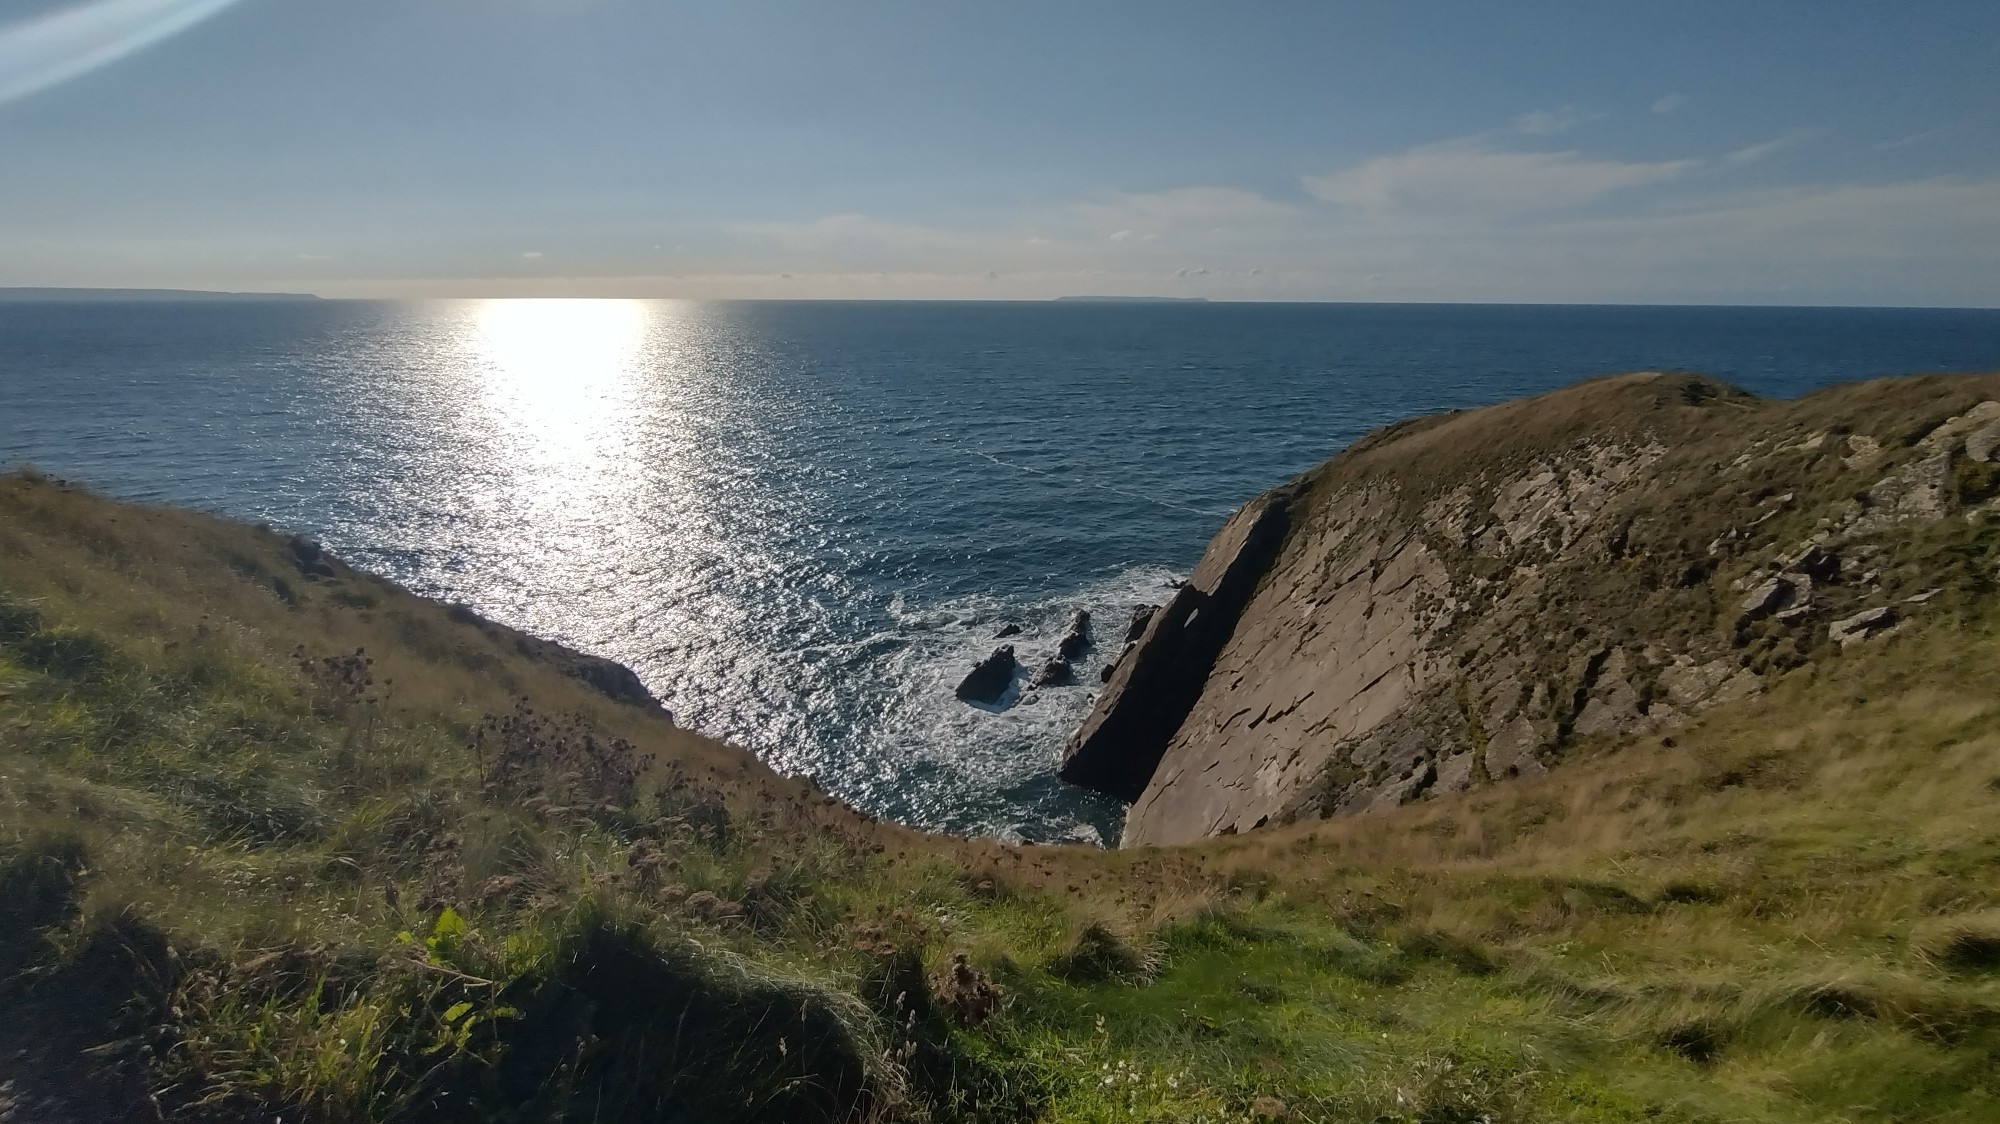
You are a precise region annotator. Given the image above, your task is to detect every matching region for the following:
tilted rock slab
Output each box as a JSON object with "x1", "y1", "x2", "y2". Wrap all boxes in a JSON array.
[{"x1": 1061, "y1": 372, "x2": 2000, "y2": 847}]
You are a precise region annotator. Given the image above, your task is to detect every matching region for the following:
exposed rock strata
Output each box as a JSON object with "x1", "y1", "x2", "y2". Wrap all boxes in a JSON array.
[
  {"x1": 1062, "y1": 372, "x2": 2000, "y2": 847},
  {"x1": 1059, "y1": 487, "x2": 1299, "y2": 801}
]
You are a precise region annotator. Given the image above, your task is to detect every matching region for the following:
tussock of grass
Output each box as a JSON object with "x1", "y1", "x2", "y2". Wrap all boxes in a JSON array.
[
  {"x1": 1915, "y1": 911, "x2": 2000, "y2": 976},
  {"x1": 1048, "y1": 918, "x2": 1162, "y2": 985}
]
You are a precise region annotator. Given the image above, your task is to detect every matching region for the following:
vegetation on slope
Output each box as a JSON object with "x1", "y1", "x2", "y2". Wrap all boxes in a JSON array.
[{"x1": 2, "y1": 466, "x2": 1998, "y2": 1122}]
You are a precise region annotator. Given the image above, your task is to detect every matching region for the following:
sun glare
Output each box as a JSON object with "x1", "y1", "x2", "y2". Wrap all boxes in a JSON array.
[
  {"x1": 466, "y1": 298, "x2": 650, "y2": 486},
  {"x1": 474, "y1": 298, "x2": 648, "y2": 389}
]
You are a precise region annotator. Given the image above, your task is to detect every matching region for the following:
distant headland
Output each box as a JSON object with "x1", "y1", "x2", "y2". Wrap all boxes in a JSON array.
[
  {"x1": 1052, "y1": 295, "x2": 1211, "y2": 303},
  {"x1": 0, "y1": 287, "x2": 321, "y2": 302}
]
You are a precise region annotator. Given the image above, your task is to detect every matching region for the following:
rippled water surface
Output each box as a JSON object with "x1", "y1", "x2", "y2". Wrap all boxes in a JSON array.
[{"x1": 5, "y1": 299, "x2": 1999, "y2": 839}]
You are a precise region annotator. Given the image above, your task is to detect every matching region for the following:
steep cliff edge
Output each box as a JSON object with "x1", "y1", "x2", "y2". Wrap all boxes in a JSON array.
[{"x1": 1066, "y1": 371, "x2": 2000, "y2": 846}]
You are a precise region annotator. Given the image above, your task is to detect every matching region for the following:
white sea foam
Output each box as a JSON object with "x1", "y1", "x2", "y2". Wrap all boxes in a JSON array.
[{"x1": 862, "y1": 563, "x2": 1182, "y2": 840}]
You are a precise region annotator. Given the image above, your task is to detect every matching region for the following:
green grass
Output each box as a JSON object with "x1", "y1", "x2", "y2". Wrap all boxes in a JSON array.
[{"x1": 3, "y1": 471, "x2": 1999, "y2": 1122}]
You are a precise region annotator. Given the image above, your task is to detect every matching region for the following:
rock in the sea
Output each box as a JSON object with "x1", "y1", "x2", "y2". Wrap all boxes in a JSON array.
[
  {"x1": 1123, "y1": 605, "x2": 1157, "y2": 644},
  {"x1": 995, "y1": 622, "x2": 1023, "y2": 638},
  {"x1": 1057, "y1": 610, "x2": 1093, "y2": 659},
  {"x1": 1829, "y1": 605, "x2": 1896, "y2": 647},
  {"x1": 1031, "y1": 655, "x2": 1075, "y2": 688},
  {"x1": 956, "y1": 645, "x2": 1018, "y2": 703}
]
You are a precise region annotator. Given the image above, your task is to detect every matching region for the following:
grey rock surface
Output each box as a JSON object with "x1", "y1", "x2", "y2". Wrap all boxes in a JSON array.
[
  {"x1": 1056, "y1": 374, "x2": 2000, "y2": 847},
  {"x1": 1829, "y1": 606, "x2": 1897, "y2": 647}
]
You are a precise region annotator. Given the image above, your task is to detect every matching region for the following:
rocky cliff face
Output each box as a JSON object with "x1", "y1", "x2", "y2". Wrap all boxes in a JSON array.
[{"x1": 1064, "y1": 372, "x2": 2000, "y2": 847}]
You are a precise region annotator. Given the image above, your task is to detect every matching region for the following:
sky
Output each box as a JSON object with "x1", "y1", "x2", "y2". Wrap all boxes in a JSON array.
[{"x1": 0, "y1": 0, "x2": 1996, "y2": 305}]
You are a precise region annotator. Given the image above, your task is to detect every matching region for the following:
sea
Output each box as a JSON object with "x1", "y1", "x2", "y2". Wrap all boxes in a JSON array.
[{"x1": 4, "y1": 299, "x2": 1999, "y2": 842}]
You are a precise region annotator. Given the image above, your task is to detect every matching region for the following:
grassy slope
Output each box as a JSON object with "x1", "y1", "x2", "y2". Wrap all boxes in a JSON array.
[{"x1": 2, "y1": 466, "x2": 1997, "y2": 1123}]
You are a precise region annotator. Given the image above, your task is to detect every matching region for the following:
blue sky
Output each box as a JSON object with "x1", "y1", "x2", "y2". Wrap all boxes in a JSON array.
[{"x1": 1, "y1": 0, "x2": 1996, "y2": 304}]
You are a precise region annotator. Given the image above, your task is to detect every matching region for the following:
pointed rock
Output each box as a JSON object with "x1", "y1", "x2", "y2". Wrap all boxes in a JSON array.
[{"x1": 955, "y1": 645, "x2": 1018, "y2": 703}]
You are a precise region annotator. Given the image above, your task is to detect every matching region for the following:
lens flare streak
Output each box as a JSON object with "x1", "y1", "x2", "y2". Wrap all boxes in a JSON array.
[{"x1": 0, "y1": 0, "x2": 245, "y2": 107}]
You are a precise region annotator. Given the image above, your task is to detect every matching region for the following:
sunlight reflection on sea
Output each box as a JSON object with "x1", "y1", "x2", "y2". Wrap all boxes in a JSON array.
[{"x1": 7, "y1": 298, "x2": 1998, "y2": 839}]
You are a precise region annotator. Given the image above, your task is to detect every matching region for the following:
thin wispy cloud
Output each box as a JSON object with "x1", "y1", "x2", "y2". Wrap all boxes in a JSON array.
[
  {"x1": 1513, "y1": 105, "x2": 1602, "y2": 136},
  {"x1": 1303, "y1": 139, "x2": 1697, "y2": 216},
  {"x1": 1652, "y1": 93, "x2": 1687, "y2": 115},
  {"x1": 1876, "y1": 125, "x2": 1952, "y2": 151},
  {"x1": 1724, "y1": 131, "x2": 1813, "y2": 165}
]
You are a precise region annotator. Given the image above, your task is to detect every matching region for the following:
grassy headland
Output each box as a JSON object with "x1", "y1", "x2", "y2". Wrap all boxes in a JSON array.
[{"x1": 2, "y1": 465, "x2": 1997, "y2": 1122}]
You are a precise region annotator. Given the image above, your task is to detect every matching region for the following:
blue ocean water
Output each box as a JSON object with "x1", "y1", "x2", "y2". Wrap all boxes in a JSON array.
[{"x1": 3, "y1": 299, "x2": 1998, "y2": 840}]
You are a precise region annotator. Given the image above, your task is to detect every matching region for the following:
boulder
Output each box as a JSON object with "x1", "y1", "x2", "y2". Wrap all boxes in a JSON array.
[
  {"x1": 1828, "y1": 606, "x2": 1897, "y2": 648},
  {"x1": 1967, "y1": 421, "x2": 2000, "y2": 463},
  {"x1": 994, "y1": 622, "x2": 1023, "y2": 639},
  {"x1": 1737, "y1": 577, "x2": 1795, "y2": 623},
  {"x1": 1858, "y1": 451, "x2": 1954, "y2": 530},
  {"x1": 1783, "y1": 545, "x2": 1840, "y2": 583},
  {"x1": 1030, "y1": 655, "x2": 1075, "y2": 688},
  {"x1": 955, "y1": 645, "x2": 1018, "y2": 703}
]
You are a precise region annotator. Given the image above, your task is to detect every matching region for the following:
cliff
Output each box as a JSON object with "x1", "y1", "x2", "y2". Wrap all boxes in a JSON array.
[
  {"x1": 8, "y1": 455, "x2": 2000, "y2": 1122},
  {"x1": 1066, "y1": 371, "x2": 2000, "y2": 846}
]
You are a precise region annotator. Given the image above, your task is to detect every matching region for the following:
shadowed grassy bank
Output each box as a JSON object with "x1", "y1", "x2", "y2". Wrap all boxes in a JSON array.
[{"x1": 2, "y1": 468, "x2": 1997, "y2": 1122}]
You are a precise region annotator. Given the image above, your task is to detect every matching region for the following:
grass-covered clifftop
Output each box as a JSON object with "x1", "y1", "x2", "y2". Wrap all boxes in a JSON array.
[{"x1": 4, "y1": 409, "x2": 1999, "y2": 1122}]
